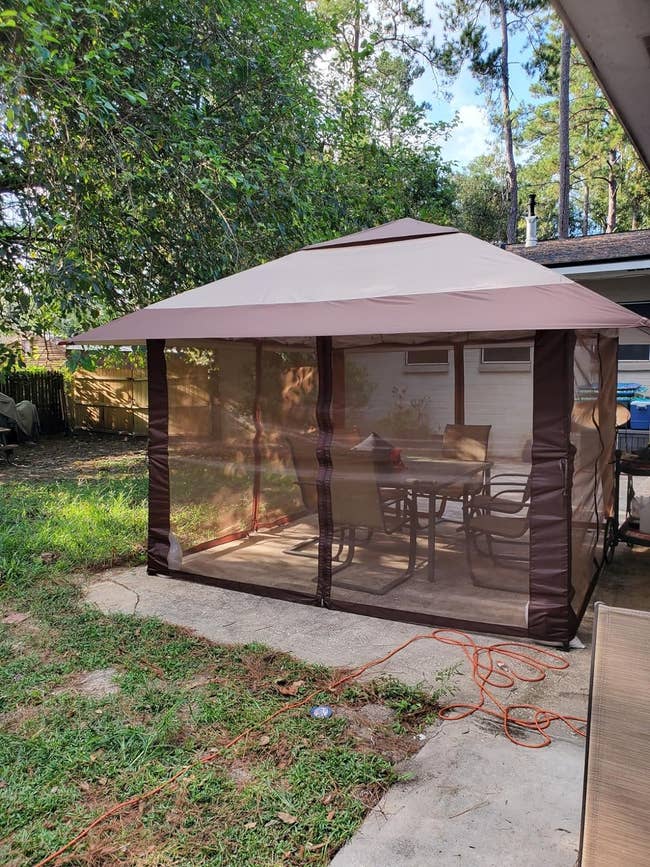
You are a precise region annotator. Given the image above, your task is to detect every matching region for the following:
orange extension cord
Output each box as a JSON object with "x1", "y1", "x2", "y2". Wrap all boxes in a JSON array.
[{"x1": 34, "y1": 629, "x2": 587, "y2": 867}]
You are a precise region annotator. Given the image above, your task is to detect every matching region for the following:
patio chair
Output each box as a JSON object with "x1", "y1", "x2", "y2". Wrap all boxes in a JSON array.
[
  {"x1": 579, "y1": 603, "x2": 650, "y2": 867},
  {"x1": 434, "y1": 424, "x2": 492, "y2": 526},
  {"x1": 328, "y1": 446, "x2": 417, "y2": 593},
  {"x1": 464, "y1": 473, "x2": 530, "y2": 581},
  {"x1": 284, "y1": 434, "x2": 326, "y2": 559}
]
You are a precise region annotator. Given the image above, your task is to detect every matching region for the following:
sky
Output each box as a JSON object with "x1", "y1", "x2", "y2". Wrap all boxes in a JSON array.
[{"x1": 413, "y1": 0, "x2": 541, "y2": 168}]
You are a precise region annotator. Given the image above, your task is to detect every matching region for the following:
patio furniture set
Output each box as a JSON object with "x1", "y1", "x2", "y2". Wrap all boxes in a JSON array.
[{"x1": 286, "y1": 423, "x2": 530, "y2": 594}]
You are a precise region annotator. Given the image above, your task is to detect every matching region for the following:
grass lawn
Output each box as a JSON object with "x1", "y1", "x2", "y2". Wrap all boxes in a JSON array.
[{"x1": 0, "y1": 436, "x2": 454, "y2": 866}]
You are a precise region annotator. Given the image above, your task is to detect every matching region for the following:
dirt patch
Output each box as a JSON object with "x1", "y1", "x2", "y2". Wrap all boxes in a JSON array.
[
  {"x1": 55, "y1": 668, "x2": 121, "y2": 699},
  {"x1": 0, "y1": 433, "x2": 146, "y2": 483}
]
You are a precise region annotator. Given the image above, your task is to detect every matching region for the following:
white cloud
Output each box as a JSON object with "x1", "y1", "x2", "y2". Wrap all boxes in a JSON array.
[{"x1": 439, "y1": 103, "x2": 495, "y2": 167}]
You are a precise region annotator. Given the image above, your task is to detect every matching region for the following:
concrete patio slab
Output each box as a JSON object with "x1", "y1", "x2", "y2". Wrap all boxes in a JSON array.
[
  {"x1": 84, "y1": 542, "x2": 650, "y2": 867},
  {"x1": 331, "y1": 720, "x2": 583, "y2": 867}
]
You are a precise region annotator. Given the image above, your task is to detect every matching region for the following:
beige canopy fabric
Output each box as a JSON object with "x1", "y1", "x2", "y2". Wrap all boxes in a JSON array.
[{"x1": 74, "y1": 219, "x2": 647, "y2": 345}]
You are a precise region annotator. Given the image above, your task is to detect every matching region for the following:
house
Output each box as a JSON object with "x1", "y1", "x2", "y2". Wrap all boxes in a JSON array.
[
  {"x1": 0, "y1": 333, "x2": 67, "y2": 370},
  {"x1": 509, "y1": 230, "x2": 650, "y2": 392}
]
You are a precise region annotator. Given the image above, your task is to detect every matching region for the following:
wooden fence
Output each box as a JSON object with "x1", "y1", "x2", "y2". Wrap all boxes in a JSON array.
[
  {"x1": 70, "y1": 365, "x2": 149, "y2": 435},
  {"x1": 0, "y1": 370, "x2": 68, "y2": 434}
]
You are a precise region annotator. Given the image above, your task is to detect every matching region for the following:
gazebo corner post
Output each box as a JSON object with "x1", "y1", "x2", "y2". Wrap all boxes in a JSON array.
[
  {"x1": 316, "y1": 336, "x2": 334, "y2": 607},
  {"x1": 529, "y1": 330, "x2": 576, "y2": 644},
  {"x1": 146, "y1": 339, "x2": 171, "y2": 575}
]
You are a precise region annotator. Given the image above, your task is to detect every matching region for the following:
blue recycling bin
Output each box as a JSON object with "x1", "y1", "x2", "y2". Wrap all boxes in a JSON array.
[{"x1": 630, "y1": 399, "x2": 650, "y2": 430}]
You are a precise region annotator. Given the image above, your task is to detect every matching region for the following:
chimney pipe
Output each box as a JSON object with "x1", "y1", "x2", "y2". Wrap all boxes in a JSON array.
[{"x1": 525, "y1": 194, "x2": 537, "y2": 247}]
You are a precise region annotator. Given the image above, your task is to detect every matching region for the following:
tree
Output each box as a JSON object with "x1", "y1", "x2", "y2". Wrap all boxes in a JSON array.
[
  {"x1": 522, "y1": 27, "x2": 650, "y2": 237},
  {"x1": 452, "y1": 154, "x2": 509, "y2": 242},
  {"x1": 0, "y1": 0, "x2": 328, "y2": 342},
  {"x1": 437, "y1": 0, "x2": 545, "y2": 244},
  {"x1": 557, "y1": 24, "x2": 571, "y2": 238},
  {"x1": 0, "y1": 0, "x2": 456, "y2": 371}
]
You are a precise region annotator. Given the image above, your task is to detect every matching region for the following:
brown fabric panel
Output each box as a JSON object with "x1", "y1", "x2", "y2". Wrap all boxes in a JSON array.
[
  {"x1": 329, "y1": 599, "x2": 530, "y2": 639},
  {"x1": 454, "y1": 344, "x2": 465, "y2": 424},
  {"x1": 146, "y1": 339, "x2": 171, "y2": 574},
  {"x1": 165, "y1": 568, "x2": 321, "y2": 606},
  {"x1": 528, "y1": 330, "x2": 575, "y2": 642},
  {"x1": 580, "y1": 604, "x2": 650, "y2": 867},
  {"x1": 251, "y1": 341, "x2": 263, "y2": 530},
  {"x1": 316, "y1": 336, "x2": 333, "y2": 606},
  {"x1": 304, "y1": 218, "x2": 458, "y2": 249},
  {"x1": 73, "y1": 283, "x2": 647, "y2": 345},
  {"x1": 332, "y1": 349, "x2": 346, "y2": 431}
]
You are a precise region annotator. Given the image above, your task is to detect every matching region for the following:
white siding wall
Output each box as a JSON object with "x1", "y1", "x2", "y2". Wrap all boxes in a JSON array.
[
  {"x1": 464, "y1": 346, "x2": 533, "y2": 459},
  {"x1": 345, "y1": 345, "x2": 533, "y2": 459},
  {"x1": 578, "y1": 274, "x2": 650, "y2": 394},
  {"x1": 345, "y1": 349, "x2": 454, "y2": 440}
]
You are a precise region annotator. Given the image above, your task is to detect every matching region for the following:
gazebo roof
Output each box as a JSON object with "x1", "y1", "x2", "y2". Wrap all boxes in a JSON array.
[{"x1": 74, "y1": 218, "x2": 647, "y2": 345}]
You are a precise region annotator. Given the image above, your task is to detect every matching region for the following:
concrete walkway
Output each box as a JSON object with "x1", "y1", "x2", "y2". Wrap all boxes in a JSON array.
[{"x1": 85, "y1": 544, "x2": 650, "y2": 867}]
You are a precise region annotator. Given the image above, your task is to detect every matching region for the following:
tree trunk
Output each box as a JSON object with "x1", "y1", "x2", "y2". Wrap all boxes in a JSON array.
[
  {"x1": 557, "y1": 26, "x2": 571, "y2": 238},
  {"x1": 606, "y1": 149, "x2": 618, "y2": 233},
  {"x1": 582, "y1": 182, "x2": 590, "y2": 235},
  {"x1": 498, "y1": 0, "x2": 518, "y2": 244},
  {"x1": 351, "y1": 0, "x2": 361, "y2": 106}
]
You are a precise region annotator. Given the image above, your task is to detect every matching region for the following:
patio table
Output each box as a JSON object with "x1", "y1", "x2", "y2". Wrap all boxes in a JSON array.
[{"x1": 398, "y1": 457, "x2": 492, "y2": 581}]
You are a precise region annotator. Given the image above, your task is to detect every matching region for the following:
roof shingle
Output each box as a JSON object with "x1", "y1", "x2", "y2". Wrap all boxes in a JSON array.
[{"x1": 508, "y1": 229, "x2": 650, "y2": 267}]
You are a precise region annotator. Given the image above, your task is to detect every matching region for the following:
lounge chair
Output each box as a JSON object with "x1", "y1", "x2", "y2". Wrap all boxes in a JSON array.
[{"x1": 579, "y1": 603, "x2": 650, "y2": 866}]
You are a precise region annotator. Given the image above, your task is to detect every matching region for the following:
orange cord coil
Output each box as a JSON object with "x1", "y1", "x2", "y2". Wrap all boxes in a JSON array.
[{"x1": 34, "y1": 628, "x2": 586, "y2": 866}]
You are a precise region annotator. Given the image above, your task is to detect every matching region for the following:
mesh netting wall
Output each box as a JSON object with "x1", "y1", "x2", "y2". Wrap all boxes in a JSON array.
[
  {"x1": 327, "y1": 340, "x2": 533, "y2": 631},
  {"x1": 166, "y1": 340, "x2": 319, "y2": 600},
  {"x1": 570, "y1": 333, "x2": 617, "y2": 617},
  {"x1": 153, "y1": 332, "x2": 615, "y2": 639}
]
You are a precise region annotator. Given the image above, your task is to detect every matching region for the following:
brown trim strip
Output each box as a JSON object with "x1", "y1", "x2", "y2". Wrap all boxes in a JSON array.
[
  {"x1": 454, "y1": 344, "x2": 465, "y2": 425},
  {"x1": 146, "y1": 339, "x2": 171, "y2": 574},
  {"x1": 73, "y1": 283, "x2": 647, "y2": 345},
  {"x1": 316, "y1": 336, "x2": 334, "y2": 606},
  {"x1": 251, "y1": 340, "x2": 263, "y2": 531},
  {"x1": 307, "y1": 598, "x2": 530, "y2": 639},
  {"x1": 165, "y1": 568, "x2": 321, "y2": 606},
  {"x1": 157, "y1": 567, "x2": 531, "y2": 640},
  {"x1": 304, "y1": 228, "x2": 458, "y2": 250},
  {"x1": 528, "y1": 330, "x2": 576, "y2": 643}
]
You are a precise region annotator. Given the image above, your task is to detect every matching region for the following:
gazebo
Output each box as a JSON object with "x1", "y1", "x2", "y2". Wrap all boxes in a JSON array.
[{"x1": 76, "y1": 219, "x2": 647, "y2": 644}]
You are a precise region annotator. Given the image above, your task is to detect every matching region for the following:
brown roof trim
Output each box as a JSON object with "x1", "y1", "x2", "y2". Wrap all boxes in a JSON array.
[{"x1": 304, "y1": 217, "x2": 459, "y2": 249}]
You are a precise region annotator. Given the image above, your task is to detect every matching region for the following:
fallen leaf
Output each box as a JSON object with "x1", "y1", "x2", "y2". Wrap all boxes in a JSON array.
[
  {"x1": 321, "y1": 792, "x2": 335, "y2": 805},
  {"x1": 78, "y1": 781, "x2": 91, "y2": 793},
  {"x1": 258, "y1": 735, "x2": 270, "y2": 746},
  {"x1": 277, "y1": 811, "x2": 298, "y2": 825},
  {"x1": 1, "y1": 612, "x2": 30, "y2": 625},
  {"x1": 0, "y1": 781, "x2": 7, "y2": 789},
  {"x1": 276, "y1": 679, "x2": 305, "y2": 697},
  {"x1": 244, "y1": 821, "x2": 257, "y2": 830},
  {"x1": 40, "y1": 552, "x2": 59, "y2": 564},
  {"x1": 326, "y1": 810, "x2": 336, "y2": 822}
]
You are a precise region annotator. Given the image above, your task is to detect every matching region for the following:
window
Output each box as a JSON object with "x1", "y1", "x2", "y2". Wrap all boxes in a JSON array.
[
  {"x1": 403, "y1": 347, "x2": 450, "y2": 373},
  {"x1": 481, "y1": 345, "x2": 532, "y2": 364},
  {"x1": 619, "y1": 345, "x2": 650, "y2": 362},
  {"x1": 405, "y1": 348, "x2": 449, "y2": 366}
]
